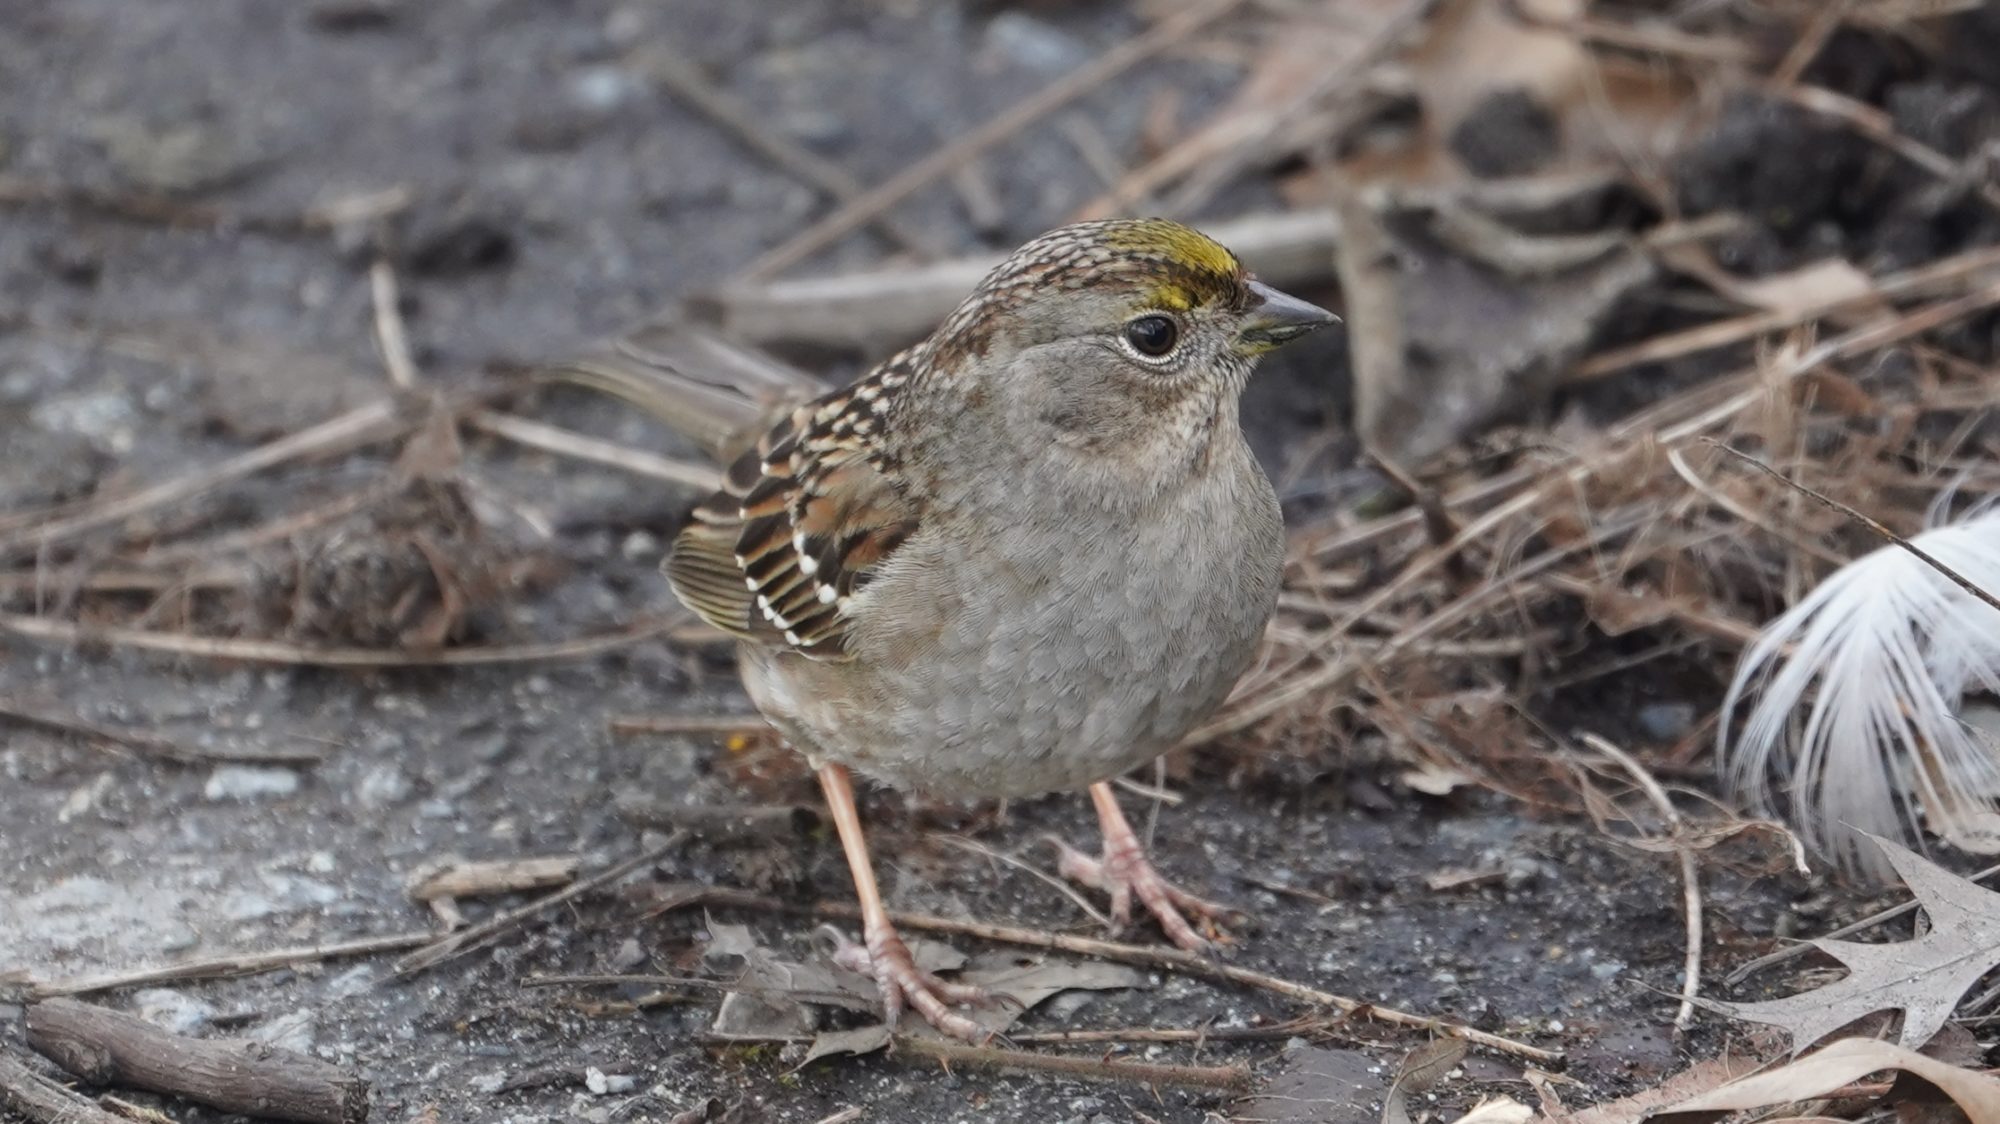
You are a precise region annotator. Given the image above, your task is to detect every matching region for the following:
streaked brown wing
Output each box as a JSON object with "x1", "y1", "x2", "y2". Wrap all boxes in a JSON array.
[{"x1": 665, "y1": 359, "x2": 917, "y2": 661}]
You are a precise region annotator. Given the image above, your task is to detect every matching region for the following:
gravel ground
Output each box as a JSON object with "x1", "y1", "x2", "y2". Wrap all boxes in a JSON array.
[{"x1": 6, "y1": 2, "x2": 1991, "y2": 1121}]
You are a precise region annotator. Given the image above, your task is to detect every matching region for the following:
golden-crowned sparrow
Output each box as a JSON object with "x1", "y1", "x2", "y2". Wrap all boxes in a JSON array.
[{"x1": 556, "y1": 218, "x2": 1335, "y2": 1040}]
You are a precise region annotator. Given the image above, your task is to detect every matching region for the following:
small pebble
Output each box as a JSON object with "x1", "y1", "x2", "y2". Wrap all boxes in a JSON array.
[
  {"x1": 568, "y1": 66, "x2": 638, "y2": 112},
  {"x1": 982, "y1": 12, "x2": 1088, "y2": 72},
  {"x1": 1635, "y1": 701, "x2": 1697, "y2": 742},
  {"x1": 156, "y1": 920, "x2": 201, "y2": 953},
  {"x1": 1503, "y1": 855, "x2": 1548, "y2": 891},
  {"x1": 31, "y1": 391, "x2": 139, "y2": 452},
  {"x1": 327, "y1": 964, "x2": 376, "y2": 998},
  {"x1": 608, "y1": 938, "x2": 646, "y2": 972},
  {"x1": 134, "y1": 988, "x2": 216, "y2": 1035},
  {"x1": 204, "y1": 766, "x2": 299, "y2": 802}
]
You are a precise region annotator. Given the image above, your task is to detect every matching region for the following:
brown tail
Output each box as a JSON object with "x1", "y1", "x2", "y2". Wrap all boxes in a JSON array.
[{"x1": 537, "y1": 323, "x2": 827, "y2": 464}]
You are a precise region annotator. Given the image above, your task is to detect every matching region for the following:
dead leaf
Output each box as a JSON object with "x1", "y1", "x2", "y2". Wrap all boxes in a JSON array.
[
  {"x1": 800, "y1": 1024, "x2": 892, "y2": 1065},
  {"x1": 1699, "y1": 834, "x2": 2000, "y2": 1053},
  {"x1": 1382, "y1": 1038, "x2": 1469, "y2": 1124},
  {"x1": 1793, "y1": 369, "x2": 1880, "y2": 417},
  {"x1": 1397, "y1": 1038, "x2": 1468, "y2": 1093},
  {"x1": 1645, "y1": 1037, "x2": 2000, "y2": 1123},
  {"x1": 795, "y1": 950, "x2": 1142, "y2": 1062},
  {"x1": 1732, "y1": 259, "x2": 1879, "y2": 319},
  {"x1": 944, "y1": 951, "x2": 1142, "y2": 1036},
  {"x1": 1240, "y1": 1045, "x2": 1390, "y2": 1124},
  {"x1": 1401, "y1": 762, "x2": 1474, "y2": 796},
  {"x1": 704, "y1": 919, "x2": 969, "y2": 1035},
  {"x1": 1585, "y1": 582, "x2": 1693, "y2": 636},
  {"x1": 1407, "y1": 0, "x2": 1589, "y2": 144},
  {"x1": 1547, "y1": 1057, "x2": 1759, "y2": 1124},
  {"x1": 665, "y1": 1096, "x2": 722, "y2": 1124},
  {"x1": 1071, "y1": 1, "x2": 1407, "y2": 218},
  {"x1": 1425, "y1": 867, "x2": 1505, "y2": 892},
  {"x1": 1656, "y1": 246, "x2": 1890, "y2": 334},
  {"x1": 1448, "y1": 1098, "x2": 1533, "y2": 1124},
  {"x1": 1354, "y1": 209, "x2": 1656, "y2": 465},
  {"x1": 711, "y1": 989, "x2": 815, "y2": 1038}
]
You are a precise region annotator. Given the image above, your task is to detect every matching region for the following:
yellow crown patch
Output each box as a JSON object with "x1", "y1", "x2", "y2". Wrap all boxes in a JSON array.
[
  {"x1": 1102, "y1": 219, "x2": 1241, "y2": 279},
  {"x1": 1101, "y1": 219, "x2": 1244, "y2": 311}
]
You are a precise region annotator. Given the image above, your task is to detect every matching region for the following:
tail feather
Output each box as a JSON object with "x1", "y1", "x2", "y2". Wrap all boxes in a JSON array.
[{"x1": 539, "y1": 323, "x2": 827, "y2": 463}]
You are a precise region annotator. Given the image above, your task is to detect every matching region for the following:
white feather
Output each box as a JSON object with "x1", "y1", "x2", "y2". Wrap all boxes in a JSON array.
[{"x1": 1718, "y1": 506, "x2": 2000, "y2": 877}]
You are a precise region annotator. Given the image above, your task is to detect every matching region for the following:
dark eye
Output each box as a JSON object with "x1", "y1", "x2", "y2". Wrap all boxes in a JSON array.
[{"x1": 1124, "y1": 315, "x2": 1179, "y2": 358}]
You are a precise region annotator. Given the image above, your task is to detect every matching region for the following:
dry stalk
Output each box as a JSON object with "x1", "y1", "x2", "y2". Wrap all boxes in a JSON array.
[
  {"x1": 0, "y1": 609, "x2": 682, "y2": 668},
  {"x1": 0, "y1": 400, "x2": 410, "y2": 557},
  {"x1": 1578, "y1": 734, "x2": 1704, "y2": 1032}
]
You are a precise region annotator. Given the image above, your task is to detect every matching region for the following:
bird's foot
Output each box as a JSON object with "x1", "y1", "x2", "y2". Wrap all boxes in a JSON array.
[
  {"x1": 1051, "y1": 832, "x2": 1239, "y2": 952},
  {"x1": 822, "y1": 923, "x2": 992, "y2": 1042}
]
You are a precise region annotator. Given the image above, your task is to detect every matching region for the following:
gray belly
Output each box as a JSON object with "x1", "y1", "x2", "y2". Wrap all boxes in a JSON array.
[{"x1": 743, "y1": 461, "x2": 1283, "y2": 798}]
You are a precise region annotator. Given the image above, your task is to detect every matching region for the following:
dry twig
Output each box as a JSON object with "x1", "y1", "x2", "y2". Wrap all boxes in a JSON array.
[
  {"x1": 0, "y1": 400, "x2": 410, "y2": 558},
  {"x1": 640, "y1": 47, "x2": 941, "y2": 259},
  {"x1": 27, "y1": 999, "x2": 368, "y2": 1124},
  {"x1": 0, "y1": 697, "x2": 323, "y2": 767},
  {"x1": 1578, "y1": 734, "x2": 1704, "y2": 1032},
  {"x1": 466, "y1": 410, "x2": 721, "y2": 490},
  {"x1": 735, "y1": 0, "x2": 1250, "y2": 279},
  {"x1": 1566, "y1": 241, "x2": 2000, "y2": 383},
  {"x1": 677, "y1": 887, "x2": 1560, "y2": 1063},
  {"x1": 23, "y1": 931, "x2": 436, "y2": 1000},
  {"x1": 369, "y1": 258, "x2": 419, "y2": 390},
  {"x1": 393, "y1": 836, "x2": 682, "y2": 976},
  {"x1": 0, "y1": 610, "x2": 682, "y2": 668},
  {"x1": 898, "y1": 1037, "x2": 1250, "y2": 1091},
  {"x1": 405, "y1": 856, "x2": 580, "y2": 902},
  {"x1": 701, "y1": 209, "x2": 1342, "y2": 353}
]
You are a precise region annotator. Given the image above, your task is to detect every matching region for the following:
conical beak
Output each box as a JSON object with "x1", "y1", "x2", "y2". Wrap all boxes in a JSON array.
[{"x1": 1236, "y1": 279, "x2": 1339, "y2": 355}]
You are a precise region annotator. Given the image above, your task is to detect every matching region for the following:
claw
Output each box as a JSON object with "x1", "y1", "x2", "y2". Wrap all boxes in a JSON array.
[
  {"x1": 821, "y1": 924, "x2": 992, "y2": 1042},
  {"x1": 1054, "y1": 782, "x2": 1243, "y2": 951}
]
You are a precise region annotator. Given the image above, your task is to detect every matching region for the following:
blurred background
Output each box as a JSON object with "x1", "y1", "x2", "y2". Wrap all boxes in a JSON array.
[{"x1": 4, "y1": 2, "x2": 2000, "y2": 1121}]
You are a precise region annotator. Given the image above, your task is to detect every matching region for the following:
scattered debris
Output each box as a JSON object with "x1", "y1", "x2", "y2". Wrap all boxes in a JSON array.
[
  {"x1": 660, "y1": 885, "x2": 1562, "y2": 1064},
  {"x1": 7, "y1": 0, "x2": 2000, "y2": 1118}
]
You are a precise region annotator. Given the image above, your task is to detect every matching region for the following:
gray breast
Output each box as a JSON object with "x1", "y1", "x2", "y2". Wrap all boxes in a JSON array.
[{"x1": 745, "y1": 445, "x2": 1283, "y2": 799}]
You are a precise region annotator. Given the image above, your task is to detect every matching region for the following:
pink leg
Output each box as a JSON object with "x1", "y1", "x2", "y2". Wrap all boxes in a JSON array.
[
  {"x1": 817, "y1": 764, "x2": 989, "y2": 1041},
  {"x1": 1053, "y1": 782, "x2": 1239, "y2": 951}
]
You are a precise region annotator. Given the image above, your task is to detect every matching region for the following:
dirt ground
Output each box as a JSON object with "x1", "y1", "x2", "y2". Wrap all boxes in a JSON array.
[{"x1": 3, "y1": 3, "x2": 1995, "y2": 1122}]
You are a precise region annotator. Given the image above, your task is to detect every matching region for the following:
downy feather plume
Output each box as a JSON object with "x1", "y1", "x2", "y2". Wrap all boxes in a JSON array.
[{"x1": 1718, "y1": 505, "x2": 2000, "y2": 878}]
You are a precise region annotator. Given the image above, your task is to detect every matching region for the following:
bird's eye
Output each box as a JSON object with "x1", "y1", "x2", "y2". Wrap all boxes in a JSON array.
[{"x1": 1124, "y1": 315, "x2": 1179, "y2": 358}]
